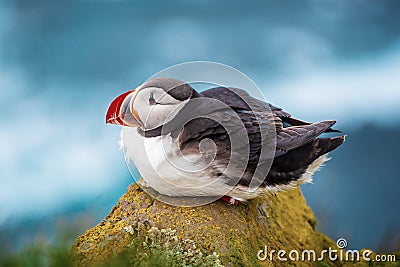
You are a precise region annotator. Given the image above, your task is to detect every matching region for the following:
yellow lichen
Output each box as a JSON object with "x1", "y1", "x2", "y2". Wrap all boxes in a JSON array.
[{"x1": 71, "y1": 183, "x2": 360, "y2": 267}]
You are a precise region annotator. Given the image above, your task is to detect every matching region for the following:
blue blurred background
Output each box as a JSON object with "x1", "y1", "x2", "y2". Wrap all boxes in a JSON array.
[{"x1": 1, "y1": 0, "x2": 399, "y2": 253}]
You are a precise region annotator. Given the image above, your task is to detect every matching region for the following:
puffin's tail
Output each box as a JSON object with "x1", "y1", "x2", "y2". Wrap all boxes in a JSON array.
[
  {"x1": 313, "y1": 135, "x2": 346, "y2": 158},
  {"x1": 265, "y1": 135, "x2": 346, "y2": 188}
]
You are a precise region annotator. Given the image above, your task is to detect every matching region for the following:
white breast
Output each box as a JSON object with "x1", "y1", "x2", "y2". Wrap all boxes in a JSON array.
[{"x1": 120, "y1": 127, "x2": 233, "y2": 197}]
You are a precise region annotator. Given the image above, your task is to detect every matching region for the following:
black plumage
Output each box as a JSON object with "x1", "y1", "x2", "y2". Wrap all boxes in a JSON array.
[
  {"x1": 179, "y1": 86, "x2": 344, "y2": 187},
  {"x1": 137, "y1": 80, "x2": 345, "y2": 189}
]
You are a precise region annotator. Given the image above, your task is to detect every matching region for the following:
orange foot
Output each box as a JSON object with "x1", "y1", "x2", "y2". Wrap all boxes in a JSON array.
[{"x1": 220, "y1": 196, "x2": 241, "y2": 205}]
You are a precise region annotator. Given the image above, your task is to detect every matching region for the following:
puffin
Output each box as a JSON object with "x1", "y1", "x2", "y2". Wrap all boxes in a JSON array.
[{"x1": 106, "y1": 78, "x2": 345, "y2": 204}]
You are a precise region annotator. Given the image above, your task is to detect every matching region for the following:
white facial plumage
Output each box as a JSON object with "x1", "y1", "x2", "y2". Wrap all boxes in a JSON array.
[{"x1": 132, "y1": 86, "x2": 188, "y2": 130}]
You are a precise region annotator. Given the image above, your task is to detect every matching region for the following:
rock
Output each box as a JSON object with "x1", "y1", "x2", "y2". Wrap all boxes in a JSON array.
[{"x1": 71, "y1": 183, "x2": 375, "y2": 266}]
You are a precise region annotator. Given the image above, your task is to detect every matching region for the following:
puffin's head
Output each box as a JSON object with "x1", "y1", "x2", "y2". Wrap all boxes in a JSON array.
[{"x1": 106, "y1": 78, "x2": 196, "y2": 130}]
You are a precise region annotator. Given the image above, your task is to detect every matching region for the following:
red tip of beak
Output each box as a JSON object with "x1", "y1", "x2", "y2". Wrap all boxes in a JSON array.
[{"x1": 106, "y1": 90, "x2": 134, "y2": 126}]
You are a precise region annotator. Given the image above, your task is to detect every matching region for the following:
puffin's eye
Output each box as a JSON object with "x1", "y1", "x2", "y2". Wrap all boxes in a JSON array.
[{"x1": 149, "y1": 93, "x2": 156, "y2": 105}]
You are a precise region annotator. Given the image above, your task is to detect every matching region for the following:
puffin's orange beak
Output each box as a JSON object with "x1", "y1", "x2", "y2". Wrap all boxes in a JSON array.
[{"x1": 106, "y1": 90, "x2": 142, "y2": 127}]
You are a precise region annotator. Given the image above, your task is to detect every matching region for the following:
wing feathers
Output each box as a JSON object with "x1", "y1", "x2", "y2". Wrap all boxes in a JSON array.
[
  {"x1": 276, "y1": 120, "x2": 336, "y2": 156},
  {"x1": 176, "y1": 87, "x2": 344, "y2": 188}
]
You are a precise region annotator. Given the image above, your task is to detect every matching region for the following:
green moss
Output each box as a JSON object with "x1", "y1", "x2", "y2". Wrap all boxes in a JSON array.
[
  {"x1": 71, "y1": 183, "x2": 397, "y2": 267},
  {"x1": 99, "y1": 227, "x2": 222, "y2": 267}
]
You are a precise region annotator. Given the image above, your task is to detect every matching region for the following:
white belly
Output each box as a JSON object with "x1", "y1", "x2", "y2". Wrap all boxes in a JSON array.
[
  {"x1": 120, "y1": 128, "x2": 233, "y2": 197},
  {"x1": 119, "y1": 128, "x2": 327, "y2": 201}
]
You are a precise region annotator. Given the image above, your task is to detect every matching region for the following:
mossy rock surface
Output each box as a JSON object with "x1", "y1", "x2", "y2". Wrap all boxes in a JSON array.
[{"x1": 71, "y1": 183, "x2": 396, "y2": 266}]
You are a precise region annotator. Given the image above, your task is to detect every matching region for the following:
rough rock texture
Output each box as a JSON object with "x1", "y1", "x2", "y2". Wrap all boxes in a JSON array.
[{"x1": 71, "y1": 184, "x2": 396, "y2": 266}]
